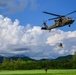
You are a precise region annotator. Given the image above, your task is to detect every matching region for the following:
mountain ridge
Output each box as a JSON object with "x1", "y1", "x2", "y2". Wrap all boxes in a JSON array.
[{"x1": 0, "y1": 54, "x2": 73, "y2": 63}]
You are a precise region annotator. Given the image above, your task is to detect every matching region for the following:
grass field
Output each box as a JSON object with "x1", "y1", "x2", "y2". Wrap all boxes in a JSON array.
[{"x1": 0, "y1": 69, "x2": 76, "y2": 75}]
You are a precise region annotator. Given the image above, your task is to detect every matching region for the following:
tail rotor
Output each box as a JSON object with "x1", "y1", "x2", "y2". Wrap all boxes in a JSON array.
[
  {"x1": 42, "y1": 20, "x2": 47, "y2": 26},
  {"x1": 41, "y1": 20, "x2": 48, "y2": 30}
]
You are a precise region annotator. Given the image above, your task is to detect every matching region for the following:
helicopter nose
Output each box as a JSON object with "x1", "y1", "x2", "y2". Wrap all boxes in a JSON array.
[
  {"x1": 72, "y1": 20, "x2": 75, "y2": 22},
  {"x1": 71, "y1": 20, "x2": 75, "y2": 23}
]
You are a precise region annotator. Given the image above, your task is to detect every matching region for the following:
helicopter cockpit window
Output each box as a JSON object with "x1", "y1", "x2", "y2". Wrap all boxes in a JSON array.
[{"x1": 68, "y1": 17, "x2": 72, "y2": 20}]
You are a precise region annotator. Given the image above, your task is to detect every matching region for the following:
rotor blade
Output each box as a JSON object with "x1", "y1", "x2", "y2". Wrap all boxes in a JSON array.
[
  {"x1": 71, "y1": 17, "x2": 76, "y2": 18},
  {"x1": 48, "y1": 17, "x2": 59, "y2": 21},
  {"x1": 65, "y1": 10, "x2": 76, "y2": 16},
  {"x1": 43, "y1": 11, "x2": 61, "y2": 17}
]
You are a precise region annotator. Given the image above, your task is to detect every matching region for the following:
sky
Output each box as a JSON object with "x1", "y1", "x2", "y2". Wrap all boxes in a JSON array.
[{"x1": 0, "y1": 0, "x2": 76, "y2": 60}]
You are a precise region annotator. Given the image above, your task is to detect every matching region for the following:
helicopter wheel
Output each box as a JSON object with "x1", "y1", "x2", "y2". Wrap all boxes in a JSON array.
[{"x1": 68, "y1": 25, "x2": 71, "y2": 27}]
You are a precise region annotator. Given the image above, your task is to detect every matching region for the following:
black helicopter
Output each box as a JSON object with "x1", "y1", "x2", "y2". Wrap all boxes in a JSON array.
[{"x1": 41, "y1": 10, "x2": 76, "y2": 31}]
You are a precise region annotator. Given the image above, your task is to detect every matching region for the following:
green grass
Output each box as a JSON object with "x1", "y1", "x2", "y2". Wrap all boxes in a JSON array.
[{"x1": 0, "y1": 69, "x2": 76, "y2": 75}]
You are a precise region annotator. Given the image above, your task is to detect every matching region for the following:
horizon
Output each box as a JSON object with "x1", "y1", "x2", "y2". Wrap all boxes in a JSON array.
[{"x1": 0, "y1": 53, "x2": 73, "y2": 60}]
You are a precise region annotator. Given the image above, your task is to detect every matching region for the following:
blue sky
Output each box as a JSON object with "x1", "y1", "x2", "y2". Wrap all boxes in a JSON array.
[
  {"x1": 0, "y1": 0, "x2": 76, "y2": 59},
  {"x1": 0, "y1": 0, "x2": 76, "y2": 31}
]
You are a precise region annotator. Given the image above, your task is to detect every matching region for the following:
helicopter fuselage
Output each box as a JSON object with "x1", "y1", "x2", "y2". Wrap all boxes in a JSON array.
[
  {"x1": 42, "y1": 10, "x2": 76, "y2": 31},
  {"x1": 46, "y1": 17, "x2": 75, "y2": 30}
]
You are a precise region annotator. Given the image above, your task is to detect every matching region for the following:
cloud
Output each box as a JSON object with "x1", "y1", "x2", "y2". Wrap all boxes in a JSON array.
[
  {"x1": 0, "y1": 0, "x2": 38, "y2": 14},
  {"x1": 0, "y1": 15, "x2": 76, "y2": 59}
]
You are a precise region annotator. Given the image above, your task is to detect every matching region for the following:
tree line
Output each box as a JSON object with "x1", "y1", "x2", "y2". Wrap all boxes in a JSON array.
[{"x1": 0, "y1": 54, "x2": 76, "y2": 70}]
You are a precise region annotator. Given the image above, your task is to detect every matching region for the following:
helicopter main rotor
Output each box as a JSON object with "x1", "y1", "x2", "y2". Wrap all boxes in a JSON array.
[{"x1": 43, "y1": 10, "x2": 76, "y2": 21}]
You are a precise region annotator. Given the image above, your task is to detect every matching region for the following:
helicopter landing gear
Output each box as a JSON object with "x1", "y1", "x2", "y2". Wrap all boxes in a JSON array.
[{"x1": 68, "y1": 25, "x2": 71, "y2": 27}]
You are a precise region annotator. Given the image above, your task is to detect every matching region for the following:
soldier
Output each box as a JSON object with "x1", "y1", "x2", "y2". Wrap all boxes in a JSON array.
[
  {"x1": 45, "y1": 67, "x2": 47, "y2": 73},
  {"x1": 59, "y1": 43, "x2": 63, "y2": 48},
  {"x1": 55, "y1": 19, "x2": 59, "y2": 26},
  {"x1": 59, "y1": 18, "x2": 62, "y2": 24}
]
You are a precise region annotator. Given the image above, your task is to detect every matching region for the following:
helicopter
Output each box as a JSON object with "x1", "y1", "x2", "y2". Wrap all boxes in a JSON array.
[{"x1": 41, "y1": 10, "x2": 76, "y2": 31}]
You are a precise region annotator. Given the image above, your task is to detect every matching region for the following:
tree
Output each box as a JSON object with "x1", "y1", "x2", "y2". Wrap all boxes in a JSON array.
[
  {"x1": 72, "y1": 52, "x2": 76, "y2": 68},
  {"x1": 1, "y1": 58, "x2": 9, "y2": 70}
]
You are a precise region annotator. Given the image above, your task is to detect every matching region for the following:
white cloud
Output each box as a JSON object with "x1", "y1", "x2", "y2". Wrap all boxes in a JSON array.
[
  {"x1": 0, "y1": 0, "x2": 38, "y2": 14},
  {"x1": 0, "y1": 15, "x2": 76, "y2": 59}
]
